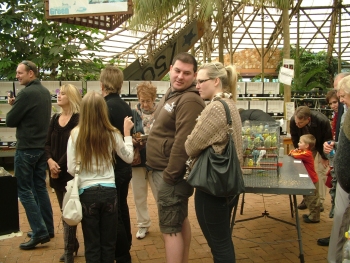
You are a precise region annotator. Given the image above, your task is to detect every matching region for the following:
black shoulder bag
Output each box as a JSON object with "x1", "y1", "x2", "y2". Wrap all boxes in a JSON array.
[{"x1": 186, "y1": 99, "x2": 245, "y2": 197}]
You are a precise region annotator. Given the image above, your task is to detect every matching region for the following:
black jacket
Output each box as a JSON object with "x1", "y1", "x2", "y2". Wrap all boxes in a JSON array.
[
  {"x1": 290, "y1": 110, "x2": 333, "y2": 160},
  {"x1": 6, "y1": 79, "x2": 51, "y2": 149},
  {"x1": 335, "y1": 102, "x2": 344, "y2": 141},
  {"x1": 239, "y1": 109, "x2": 275, "y2": 122},
  {"x1": 105, "y1": 93, "x2": 132, "y2": 170}
]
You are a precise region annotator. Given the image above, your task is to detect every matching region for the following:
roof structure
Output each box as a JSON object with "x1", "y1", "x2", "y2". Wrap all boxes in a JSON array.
[{"x1": 76, "y1": 0, "x2": 350, "y2": 77}]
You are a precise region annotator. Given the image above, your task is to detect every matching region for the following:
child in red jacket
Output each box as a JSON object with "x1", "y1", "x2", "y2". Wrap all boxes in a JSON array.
[{"x1": 289, "y1": 134, "x2": 321, "y2": 223}]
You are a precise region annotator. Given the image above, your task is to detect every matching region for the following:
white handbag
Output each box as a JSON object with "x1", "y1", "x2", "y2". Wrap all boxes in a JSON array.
[{"x1": 62, "y1": 161, "x2": 82, "y2": 226}]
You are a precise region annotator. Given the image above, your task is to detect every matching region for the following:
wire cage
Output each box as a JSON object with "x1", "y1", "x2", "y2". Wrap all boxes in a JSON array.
[{"x1": 241, "y1": 120, "x2": 281, "y2": 178}]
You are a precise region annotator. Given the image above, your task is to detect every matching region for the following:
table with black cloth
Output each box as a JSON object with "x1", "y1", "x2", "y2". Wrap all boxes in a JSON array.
[
  {"x1": 0, "y1": 169, "x2": 19, "y2": 237},
  {"x1": 230, "y1": 156, "x2": 315, "y2": 263}
]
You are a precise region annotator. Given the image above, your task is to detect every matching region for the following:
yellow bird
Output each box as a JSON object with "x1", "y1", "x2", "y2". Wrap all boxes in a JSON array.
[{"x1": 247, "y1": 159, "x2": 254, "y2": 167}]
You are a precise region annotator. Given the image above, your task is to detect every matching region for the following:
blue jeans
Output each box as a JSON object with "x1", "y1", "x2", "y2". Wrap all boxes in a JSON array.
[
  {"x1": 80, "y1": 185, "x2": 118, "y2": 263},
  {"x1": 15, "y1": 149, "x2": 54, "y2": 239},
  {"x1": 195, "y1": 189, "x2": 235, "y2": 263}
]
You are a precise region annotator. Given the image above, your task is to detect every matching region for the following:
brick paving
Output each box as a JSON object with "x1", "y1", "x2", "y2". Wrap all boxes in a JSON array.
[{"x1": 0, "y1": 173, "x2": 332, "y2": 263}]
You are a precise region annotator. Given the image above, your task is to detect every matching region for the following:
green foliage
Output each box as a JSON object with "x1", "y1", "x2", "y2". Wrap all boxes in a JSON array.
[
  {"x1": 277, "y1": 46, "x2": 338, "y2": 92},
  {"x1": 0, "y1": 0, "x2": 105, "y2": 81},
  {"x1": 161, "y1": 73, "x2": 170, "y2": 81}
]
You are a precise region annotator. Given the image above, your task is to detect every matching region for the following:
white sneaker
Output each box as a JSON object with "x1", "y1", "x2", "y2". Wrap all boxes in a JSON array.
[{"x1": 136, "y1": 227, "x2": 148, "y2": 239}]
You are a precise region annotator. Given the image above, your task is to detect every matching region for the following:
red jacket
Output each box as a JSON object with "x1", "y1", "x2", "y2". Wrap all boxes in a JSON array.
[{"x1": 289, "y1": 149, "x2": 318, "y2": 183}]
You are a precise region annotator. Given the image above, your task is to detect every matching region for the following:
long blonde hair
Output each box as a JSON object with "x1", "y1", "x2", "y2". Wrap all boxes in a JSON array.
[
  {"x1": 59, "y1": 84, "x2": 81, "y2": 114},
  {"x1": 75, "y1": 91, "x2": 120, "y2": 173}
]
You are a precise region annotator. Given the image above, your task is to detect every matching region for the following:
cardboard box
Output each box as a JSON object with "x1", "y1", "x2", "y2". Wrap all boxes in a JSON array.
[
  {"x1": 41, "y1": 81, "x2": 60, "y2": 101},
  {"x1": 249, "y1": 100, "x2": 267, "y2": 111},
  {"x1": 151, "y1": 81, "x2": 170, "y2": 95},
  {"x1": 264, "y1": 82, "x2": 279, "y2": 95},
  {"x1": 86, "y1": 81, "x2": 100, "y2": 93},
  {"x1": 236, "y1": 100, "x2": 249, "y2": 110},
  {"x1": 129, "y1": 81, "x2": 144, "y2": 95},
  {"x1": 267, "y1": 100, "x2": 284, "y2": 113},
  {"x1": 237, "y1": 82, "x2": 246, "y2": 95},
  {"x1": 246, "y1": 82, "x2": 263, "y2": 95}
]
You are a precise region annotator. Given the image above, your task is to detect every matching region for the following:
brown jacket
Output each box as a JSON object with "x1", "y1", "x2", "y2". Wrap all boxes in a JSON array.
[{"x1": 146, "y1": 85, "x2": 205, "y2": 185}]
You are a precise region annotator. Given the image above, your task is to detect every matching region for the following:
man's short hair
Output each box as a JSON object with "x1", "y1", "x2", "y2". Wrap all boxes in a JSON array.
[
  {"x1": 20, "y1": 61, "x2": 38, "y2": 77},
  {"x1": 172, "y1": 52, "x2": 197, "y2": 73},
  {"x1": 294, "y1": 106, "x2": 311, "y2": 120},
  {"x1": 99, "y1": 66, "x2": 123, "y2": 94}
]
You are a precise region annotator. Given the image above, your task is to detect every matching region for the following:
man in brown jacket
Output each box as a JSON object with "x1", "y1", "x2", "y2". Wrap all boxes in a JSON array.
[{"x1": 146, "y1": 52, "x2": 205, "y2": 263}]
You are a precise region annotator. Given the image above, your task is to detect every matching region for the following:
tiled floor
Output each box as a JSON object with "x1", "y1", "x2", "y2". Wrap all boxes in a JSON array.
[{"x1": 0, "y1": 167, "x2": 332, "y2": 263}]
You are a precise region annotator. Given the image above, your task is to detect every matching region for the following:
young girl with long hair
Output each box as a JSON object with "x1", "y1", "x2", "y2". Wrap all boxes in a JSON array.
[{"x1": 67, "y1": 91, "x2": 134, "y2": 263}]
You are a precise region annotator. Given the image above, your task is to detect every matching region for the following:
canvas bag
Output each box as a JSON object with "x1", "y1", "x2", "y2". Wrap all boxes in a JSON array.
[
  {"x1": 186, "y1": 99, "x2": 245, "y2": 197},
  {"x1": 62, "y1": 161, "x2": 82, "y2": 226}
]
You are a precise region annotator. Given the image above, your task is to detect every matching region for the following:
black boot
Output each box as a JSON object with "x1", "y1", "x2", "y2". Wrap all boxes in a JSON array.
[
  {"x1": 297, "y1": 199, "x2": 307, "y2": 210},
  {"x1": 63, "y1": 221, "x2": 79, "y2": 263},
  {"x1": 59, "y1": 238, "x2": 79, "y2": 262}
]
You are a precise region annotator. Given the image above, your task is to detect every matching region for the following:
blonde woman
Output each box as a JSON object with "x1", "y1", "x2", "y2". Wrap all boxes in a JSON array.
[
  {"x1": 67, "y1": 91, "x2": 134, "y2": 263},
  {"x1": 185, "y1": 62, "x2": 243, "y2": 262},
  {"x1": 44, "y1": 84, "x2": 81, "y2": 262}
]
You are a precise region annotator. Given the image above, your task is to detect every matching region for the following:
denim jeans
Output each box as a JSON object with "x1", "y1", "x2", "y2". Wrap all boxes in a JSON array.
[
  {"x1": 195, "y1": 189, "x2": 235, "y2": 263},
  {"x1": 80, "y1": 185, "x2": 118, "y2": 263},
  {"x1": 15, "y1": 149, "x2": 54, "y2": 239}
]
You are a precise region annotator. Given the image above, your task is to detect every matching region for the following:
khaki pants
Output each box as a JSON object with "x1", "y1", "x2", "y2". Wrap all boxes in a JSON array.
[
  {"x1": 304, "y1": 181, "x2": 320, "y2": 221},
  {"x1": 131, "y1": 167, "x2": 158, "y2": 228},
  {"x1": 314, "y1": 152, "x2": 329, "y2": 205}
]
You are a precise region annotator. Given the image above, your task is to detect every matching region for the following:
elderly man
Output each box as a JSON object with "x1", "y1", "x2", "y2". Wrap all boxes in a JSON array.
[{"x1": 317, "y1": 72, "x2": 350, "y2": 248}]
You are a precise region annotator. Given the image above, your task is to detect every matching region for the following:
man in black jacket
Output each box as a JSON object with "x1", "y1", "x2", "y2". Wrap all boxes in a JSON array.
[
  {"x1": 101, "y1": 66, "x2": 133, "y2": 263},
  {"x1": 290, "y1": 106, "x2": 332, "y2": 219},
  {"x1": 6, "y1": 61, "x2": 54, "y2": 249}
]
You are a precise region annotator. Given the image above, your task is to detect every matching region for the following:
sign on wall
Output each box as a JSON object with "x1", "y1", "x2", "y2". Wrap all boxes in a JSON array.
[
  {"x1": 123, "y1": 19, "x2": 205, "y2": 81},
  {"x1": 46, "y1": 0, "x2": 132, "y2": 18}
]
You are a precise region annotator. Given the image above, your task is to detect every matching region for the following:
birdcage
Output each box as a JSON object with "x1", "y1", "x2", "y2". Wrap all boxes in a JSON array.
[{"x1": 241, "y1": 120, "x2": 281, "y2": 177}]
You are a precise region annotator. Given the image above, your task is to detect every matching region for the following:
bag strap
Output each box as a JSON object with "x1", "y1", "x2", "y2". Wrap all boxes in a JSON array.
[
  {"x1": 217, "y1": 99, "x2": 233, "y2": 134},
  {"x1": 217, "y1": 99, "x2": 232, "y2": 125},
  {"x1": 131, "y1": 109, "x2": 138, "y2": 134},
  {"x1": 75, "y1": 161, "x2": 81, "y2": 177}
]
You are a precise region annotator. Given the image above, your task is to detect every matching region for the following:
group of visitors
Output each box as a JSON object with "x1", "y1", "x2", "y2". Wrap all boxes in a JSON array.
[
  {"x1": 6, "y1": 54, "x2": 350, "y2": 263},
  {"x1": 6, "y1": 54, "x2": 243, "y2": 263},
  {"x1": 288, "y1": 71, "x2": 350, "y2": 263}
]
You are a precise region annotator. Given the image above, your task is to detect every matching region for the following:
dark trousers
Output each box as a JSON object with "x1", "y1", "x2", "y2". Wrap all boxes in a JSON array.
[
  {"x1": 54, "y1": 189, "x2": 64, "y2": 210},
  {"x1": 80, "y1": 185, "x2": 118, "y2": 263},
  {"x1": 195, "y1": 189, "x2": 236, "y2": 263},
  {"x1": 115, "y1": 166, "x2": 132, "y2": 263}
]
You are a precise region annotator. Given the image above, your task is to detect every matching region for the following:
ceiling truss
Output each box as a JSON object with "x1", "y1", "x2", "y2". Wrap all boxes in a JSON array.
[{"x1": 77, "y1": 1, "x2": 350, "y2": 72}]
